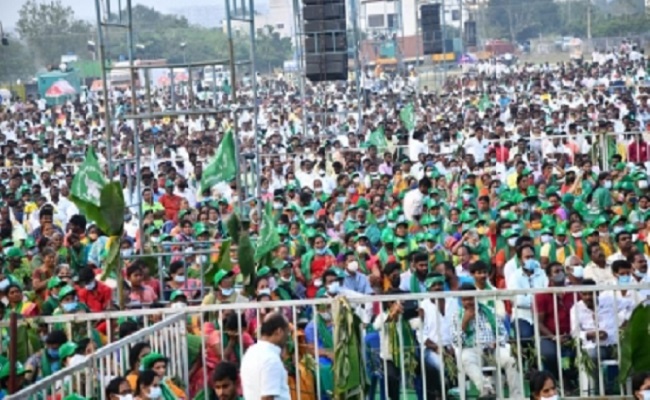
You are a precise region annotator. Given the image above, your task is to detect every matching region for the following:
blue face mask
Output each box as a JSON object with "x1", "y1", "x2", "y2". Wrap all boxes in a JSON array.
[
  {"x1": 523, "y1": 259, "x2": 540, "y2": 272},
  {"x1": 430, "y1": 228, "x2": 441, "y2": 236},
  {"x1": 47, "y1": 348, "x2": 59, "y2": 359},
  {"x1": 618, "y1": 275, "x2": 631, "y2": 285},
  {"x1": 316, "y1": 247, "x2": 328, "y2": 256},
  {"x1": 62, "y1": 302, "x2": 78, "y2": 312}
]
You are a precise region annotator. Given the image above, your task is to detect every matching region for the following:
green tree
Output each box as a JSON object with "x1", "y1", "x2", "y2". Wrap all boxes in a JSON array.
[
  {"x1": 486, "y1": 0, "x2": 560, "y2": 42},
  {"x1": 0, "y1": 36, "x2": 36, "y2": 83},
  {"x1": 16, "y1": 0, "x2": 93, "y2": 66},
  {"x1": 253, "y1": 26, "x2": 293, "y2": 72}
]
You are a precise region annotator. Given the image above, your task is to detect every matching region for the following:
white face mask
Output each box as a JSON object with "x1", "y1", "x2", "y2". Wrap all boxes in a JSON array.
[
  {"x1": 347, "y1": 261, "x2": 359, "y2": 273},
  {"x1": 641, "y1": 390, "x2": 650, "y2": 400},
  {"x1": 68, "y1": 354, "x2": 87, "y2": 367},
  {"x1": 171, "y1": 302, "x2": 187, "y2": 309},
  {"x1": 120, "y1": 248, "x2": 133, "y2": 258},
  {"x1": 541, "y1": 396, "x2": 558, "y2": 400},
  {"x1": 258, "y1": 288, "x2": 271, "y2": 296},
  {"x1": 572, "y1": 232, "x2": 582, "y2": 238},
  {"x1": 507, "y1": 237, "x2": 518, "y2": 247},
  {"x1": 541, "y1": 234, "x2": 553, "y2": 244},
  {"x1": 603, "y1": 180, "x2": 612, "y2": 189},
  {"x1": 148, "y1": 386, "x2": 162, "y2": 399},
  {"x1": 118, "y1": 395, "x2": 134, "y2": 400},
  {"x1": 571, "y1": 265, "x2": 585, "y2": 279},
  {"x1": 174, "y1": 275, "x2": 186, "y2": 283},
  {"x1": 356, "y1": 245, "x2": 368, "y2": 254}
]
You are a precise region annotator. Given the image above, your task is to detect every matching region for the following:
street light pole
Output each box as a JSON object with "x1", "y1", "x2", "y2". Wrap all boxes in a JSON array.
[{"x1": 180, "y1": 42, "x2": 187, "y2": 64}]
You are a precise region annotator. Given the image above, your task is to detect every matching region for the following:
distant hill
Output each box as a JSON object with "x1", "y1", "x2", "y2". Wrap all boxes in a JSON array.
[{"x1": 170, "y1": 1, "x2": 269, "y2": 28}]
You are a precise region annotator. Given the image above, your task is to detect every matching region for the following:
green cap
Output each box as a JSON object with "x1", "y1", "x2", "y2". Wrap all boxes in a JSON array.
[
  {"x1": 47, "y1": 276, "x2": 65, "y2": 290},
  {"x1": 213, "y1": 269, "x2": 234, "y2": 287},
  {"x1": 140, "y1": 352, "x2": 168, "y2": 370},
  {"x1": 554, "y1": 225, "x2": 568, "y2": 236},
  {"x1": 170, "y1": 290, "x2": 187, "y2": 302},
  {"x1": 0, "y1": 361, "x2": 25, "y2": 380},
  {"x1": 583, "y1": 227, "x2": 597, "y2": 237},
  {"x1": 59, "y1": 342, "x2": 78, "y2": 360},
  {"x1": 58, "y1": 285, "x2": 76, "y2": 300},
  {"x1": 502, "y1": 229, "x2": 518, "y2": 239},
  {"x1": 193, "y1": 223, "x2": 208, "y2": 237},
  {"x1": 6, "y1": 247, "x2": 23, "y2": 258},
  {"x1": 257, "y1": 266, "x2": 271, "y2": 277},
  {"x1": 424, "y1": 275, "x2": 446, "y2": 288},
  {"x1": 24, "y1": 237, "x2": 36, "y2": 249}
]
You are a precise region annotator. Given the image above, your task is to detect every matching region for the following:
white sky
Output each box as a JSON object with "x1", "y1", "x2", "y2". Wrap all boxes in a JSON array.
[{"x1": 1, "y1": 0, "x2": 245, "y2": 31}]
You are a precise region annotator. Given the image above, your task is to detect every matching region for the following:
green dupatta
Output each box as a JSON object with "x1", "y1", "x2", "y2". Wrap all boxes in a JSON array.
[
  {"x1": 387, "y1": 316, "x2": 417, "y2": 373},
  {"x1": 316, "y1": 315, "x2": 334, "y2": 350}
]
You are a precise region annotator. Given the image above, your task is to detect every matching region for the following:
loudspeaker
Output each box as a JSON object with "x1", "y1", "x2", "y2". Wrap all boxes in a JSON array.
[
  {"x1": 421, "y1": 4, "x2": 443, "y2": 55},
  {"x1": 305, "y1": 54, "x2": 347, "y2": 81},
  {"x1": 302, "y1": 0, "x2": 347, "y2": 82},
  {"x1": 464, "y1": 20, "x2": 477, "y2": 47}
]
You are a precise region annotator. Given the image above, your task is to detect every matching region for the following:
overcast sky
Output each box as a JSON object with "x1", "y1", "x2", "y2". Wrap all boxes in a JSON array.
[{"x1": 1, "y1": 0, "x2": 238, "y2": 31}]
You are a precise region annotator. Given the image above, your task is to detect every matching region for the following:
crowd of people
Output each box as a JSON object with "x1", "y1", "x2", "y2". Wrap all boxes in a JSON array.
[{"x1": 0, "y1": 42, "x2": 649, "y2": 400}]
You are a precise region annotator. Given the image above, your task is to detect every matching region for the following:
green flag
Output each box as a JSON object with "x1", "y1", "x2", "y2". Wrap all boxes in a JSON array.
[
  {"x1": 70, "y1": 148, "x2": 107, "y2": 211},
  {"x1": 362, "y1": 125, "x2": 388, "y2": 151},
  {"x1": 478, "y1": 94, "x2": 492, "y2": 112},
  {"x1": 200, "y1": 130, "x2": 237, "y2": 192},
  {"x1": 334, "y1": 297, "x2": 367, "y2": 400},
  {"x1": 399, "y1": 103, "x2": 415, "y2": 132},
  {"x1": 255, "y1": 201, "x2": 281, "y2": 262}
]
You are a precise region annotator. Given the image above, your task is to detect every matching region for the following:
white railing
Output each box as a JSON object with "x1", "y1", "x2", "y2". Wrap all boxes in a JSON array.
[
  {"x1": 4, "y1": 313, "x2": 189, "y2": 400},
  {"x1": 4, "y1": 284, "x2": 649, "y2": 400}
]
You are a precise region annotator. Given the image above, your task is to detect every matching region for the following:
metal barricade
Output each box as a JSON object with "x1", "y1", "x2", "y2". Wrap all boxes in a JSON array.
[
  {"x1": 4, "y1": 284, "x2": 649, "y2": 400},
  {"x1": 4, "y1": 313, "x2": 188, "y2": 400}
]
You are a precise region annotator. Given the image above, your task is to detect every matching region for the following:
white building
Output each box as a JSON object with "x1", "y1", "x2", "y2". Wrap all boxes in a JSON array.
[
  {"x1": 360, "y1": 0, "x2": 470, "y2": 36},
  {"x1": 223, "y1": 0, "x2": 295, "y2": 38}
]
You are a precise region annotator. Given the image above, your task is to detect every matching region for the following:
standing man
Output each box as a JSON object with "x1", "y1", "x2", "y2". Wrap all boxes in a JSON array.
[{"x1": 240, "y1": 312, "x2": 291, "y2": 400}]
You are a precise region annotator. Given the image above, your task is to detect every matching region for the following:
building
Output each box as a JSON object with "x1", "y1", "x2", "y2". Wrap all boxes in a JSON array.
[
  {"x1": 223, "y1": 0, "x2": 294, "y2": 38},
  {"x1": 360, "y1": 0, "x2": 470, "y2": 37}
]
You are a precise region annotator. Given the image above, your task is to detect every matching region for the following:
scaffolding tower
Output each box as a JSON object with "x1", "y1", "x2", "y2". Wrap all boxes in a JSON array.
[
  {"x1": 93, "y1": 0, "x2": 260, "y2": 308},
  {"x1": 358, "y1": 0, "x2": 405, "y2": 72},
  {"x1": 291, "y1": 0, "x2": 364, "y2": 136}
]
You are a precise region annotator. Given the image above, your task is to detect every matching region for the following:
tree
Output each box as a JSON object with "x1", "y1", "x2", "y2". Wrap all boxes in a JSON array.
[
  {"x1": 0, "y1": 35, "x2": 36, "y2": 83},
  {"x1": 486, "y1": 0, "x2": 560, "y2": 42},
  {"x1": 16, "y1": 0, "x2": 93, "y2": 66},
  {"x1": 252, "y1": 26, "x2": 293, "y2": 72}
]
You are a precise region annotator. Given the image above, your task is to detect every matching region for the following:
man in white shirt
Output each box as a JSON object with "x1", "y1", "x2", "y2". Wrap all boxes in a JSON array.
[
  {"x1": 464, "y1": 126, "x2": 489, "y2": 163},
  {"x1": 419, "y1": 272, "x2": 457, "y2": 397},
  {"x1": 240, "y1": 313, "x2": 291, "y2": 400},
  {"x1": 403, "y1": 177, "x2": 432, "y2": 222}
]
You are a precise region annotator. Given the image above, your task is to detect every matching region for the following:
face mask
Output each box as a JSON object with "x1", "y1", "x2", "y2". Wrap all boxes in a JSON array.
[
  {"x1": 634, "y1": 269, "x2": 647, "y2": 279},
  {"x1": 327, "y1": 281, "x2": 340, "y2": 295},
  {"x1": 174, "y1": 275, "x2": 186, "y2": 283},
  {"x1": 304, "y1": 217, "x2": 316, "y2": 224},
  {"x1": 280, "y1": 276, "x2": 292, "y2": 283},
  {"x1": 356, "y1": 245, "x2": 368, "y2": 254},
  {"x1": 347, "y1": 261, "x2": 359, "y2": 273},
  {"x1": 273, "y1": 202, "x2": 283, "y2": 210},
  {"x1": 462, "y1": 193, "x2": 472, "y2": 201},
  {"x1": 507, "y1": 237, "x2": 518, "y2": 247},
  {"x1": 68, "y1": 354, "x2": 87, "y2": 367},
  {"x1": 171, "y1": 302, "x2": 187, "y2": 309},
  {"x1": 148, "y1": 386, "x2": 162, "y2": 400},
  {"x1": 220, "y1": 287, "x2": 234, "y2": 296},
  {"x1": 572, "y1": 232, "x2": 582, "y2": 238},
  {"x1": 47, "y1": 348, "x2": 59, "y2": 359},
  {"x1": 118, "y1": 395, "x2": 135, "y2": 400},
  {"x1": 347, "y1": 187, "x2": 356, "y2": 194},
  {"x1": 571, "y1": 266, "x2": 584, "y2": 278},
  {"x1": 0, "y1": 278, "x2": 9, "y2": 291},
  {"x1": 523, "y1": 259, "x2": 540, "y2": 272},
  {"x1": 641, "y1": 390, "x2": 650, "y2": 400},
  {"x1": 552, "y1": 272, "x2": 566, "y2": 285},
  {"x1": 556, "y1": 239, "x2": 566, "y2": 246},
  {"x1": 613, "y1": 226, "x2": 624, "y2": 235},
  {"x1": 541, "y1": 396, "x2": 558, "y2": 400},
  {"x1": 319, "y1": 311, "x2": 332, "y2": 321},
  {"x1": 639, "y1": 181, "x2": 649, "y2": 190},
  {"x1": 316, "y1": 247, "x2": 328, "y2": 256},
  {"x1": 63, "y1": 302, "x2": 78, "y2": 312},
  {"x1": 376, "y1": 216, "x2": 386, "y2": 224},
  {"x1": 85, "y1": 281, "x2": 96, "y2": 291},
  {"x1": 511, "y1": 223, "x2": 521, "y2": 231},
  {"x1": 258, "y1": 288, "x2": 271, "y2": 296},
  {"x1": 618, "y1": 275, "x2": 631, "y2": 284},
  {"x1": 337, "y1": 196, "x2": 346, "y2": 203},
  {"x1": 120, "y1": 249, "x2": 133, "y2": 258},
  {"x1": 430, "y1": 228, "x2": 441, "y2": 236},
  {"x1": 599, "y1": 231, "x2": 609, "y2": 238}
]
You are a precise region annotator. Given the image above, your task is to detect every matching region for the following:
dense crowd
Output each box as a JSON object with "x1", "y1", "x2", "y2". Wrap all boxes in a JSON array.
[{"x1": 0, "y1": 43, "x2": 650, "y2": 400}]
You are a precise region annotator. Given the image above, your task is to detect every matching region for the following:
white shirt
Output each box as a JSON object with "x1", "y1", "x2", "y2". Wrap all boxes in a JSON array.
[
  {"x1": 570, "y1": 297, "x2": 622, "y2": 348},
  {"x1": 403, "y1": 189, "x2": 424, "y2": 222},
  {"x1": 464, "y1": 136, "x2": 489, "y2": 163},
  {"x1": 419, "y1": 297, "x2": 458, "y2": 347},
  {"x1": 241, "y1": 340, "x2": 290, "y2": 400}
]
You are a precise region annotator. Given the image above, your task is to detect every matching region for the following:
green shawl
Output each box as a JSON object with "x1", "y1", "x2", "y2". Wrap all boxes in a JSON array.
[
  {"x1": 387, "y1": 316, "x2": 417, "y2": 373},
  {"x1": 316, "y1": 315, "x2": 334, "y2": 350},
  {"x1": 458, "y1": 303, "x2": 497, "y2": 347}
]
